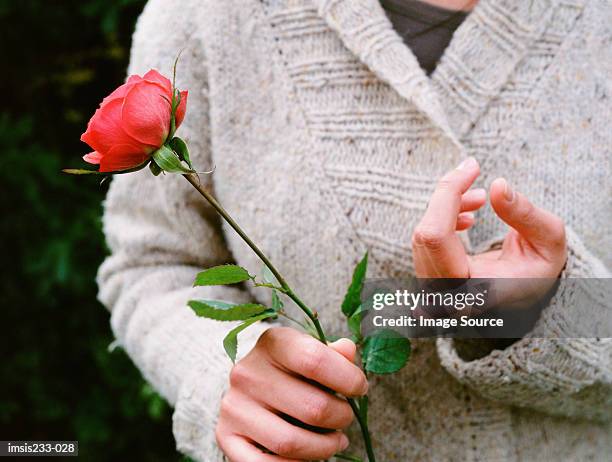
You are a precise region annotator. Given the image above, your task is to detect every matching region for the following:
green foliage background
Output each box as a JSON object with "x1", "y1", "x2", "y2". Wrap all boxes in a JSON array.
[{"x1": 0, "y1": 1, "x2": 187, "y2": 459}]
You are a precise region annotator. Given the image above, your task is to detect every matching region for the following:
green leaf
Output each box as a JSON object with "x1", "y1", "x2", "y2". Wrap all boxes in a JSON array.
[
  {"x1": 149, "y1": 160, "x2": 162, "y2": 176},
  {"x1": 261, "y1": 264, "x2": 284, "y2": 311},
  {"x1": 169, "y1": 136, "x2": 193, "y2": 169},
  {"x1": 271, "y1": 290, "x2": 283, "y2": 311},
  {"x1": 347, "y1": 304, "x2": 366, "y2": 340},
  {"x1": 341, "y1": 252, "x2": 368, "y2": 317},
  {"x1": 223, "y1": 311, "x2": 276, "y2": 362},
  {"x1": 188, "y1": 299, "x2": 268, "y2": 321},
  {"x1": 362, "y1": 329, "x2": 411, "y2": 375},
  {"x1": 194, "y1": 264, "x2": 252, "y2": 286},
  {"x1": 152, "y1": 145, "x2": 193, "y2": 174},
  {"x1": 262, "y1": 265, "x2": 280, "y2": 286}
]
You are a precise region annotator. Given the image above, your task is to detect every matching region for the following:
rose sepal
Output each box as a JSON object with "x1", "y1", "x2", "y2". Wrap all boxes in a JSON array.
[
  {"x1": 168, "y1": 136, "x2": 193, "y2": 169},
  {"x1": 151, "y1": 144, "x2": 194, "y2": 174}
]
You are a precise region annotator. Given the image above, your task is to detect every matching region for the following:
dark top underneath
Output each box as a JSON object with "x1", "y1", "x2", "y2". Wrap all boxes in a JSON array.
[{"x1": 380, "y1": 0, "x2": 468, "y2": 75}]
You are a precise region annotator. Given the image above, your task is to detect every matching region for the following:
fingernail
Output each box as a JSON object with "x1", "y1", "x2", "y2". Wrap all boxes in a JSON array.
[
  {"x1": 340, "y1": 434, "x2": 350, "y2": 451},
  {"x1": 503, "y1": 179, "x2": 515, "y2": 202},
  {"x1": 457, "y1": 157, "x2": 477, "y2": 170}
]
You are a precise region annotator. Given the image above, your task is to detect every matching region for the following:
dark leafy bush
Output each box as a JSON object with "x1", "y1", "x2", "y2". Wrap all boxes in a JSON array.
[{"x1": 0, "y1": 1, "x2": 188, "y2": 460}]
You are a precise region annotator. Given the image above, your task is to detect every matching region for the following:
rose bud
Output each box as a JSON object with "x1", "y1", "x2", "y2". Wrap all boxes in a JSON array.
[{"x1": 80, "y1": 69, "x2": 188, "y2": 173}]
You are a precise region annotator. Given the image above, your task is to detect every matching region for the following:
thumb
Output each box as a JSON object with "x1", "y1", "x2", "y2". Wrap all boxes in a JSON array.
[
  {"x1": 328, "y1": 338, "x2": 357, "y2": 363},
  {"x1": 489, "y1": 178, "x2": 566, "y2": 254}
]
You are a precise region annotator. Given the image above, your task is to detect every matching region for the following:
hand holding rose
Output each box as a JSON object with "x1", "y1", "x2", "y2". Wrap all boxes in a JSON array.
[
  {"x1": 69, "y1": 66, "x2": 406, "y2": 462},
  {"x1": 216, "y1": 327, "x2": 367, "y2": 461}
]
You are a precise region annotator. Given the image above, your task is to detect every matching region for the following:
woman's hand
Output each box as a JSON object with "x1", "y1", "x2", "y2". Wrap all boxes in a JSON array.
[
  {"x1": 216, "y1": 327, "x2": 368, "y2": 461},
  {"x1": 412, "y1": 157, "x2": 567, "y2": 303}
]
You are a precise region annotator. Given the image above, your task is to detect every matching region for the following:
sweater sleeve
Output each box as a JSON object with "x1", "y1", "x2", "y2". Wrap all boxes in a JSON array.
[
  {"x1": 97, "y1": 1, "x2": 271, "y2": 460},
  {"x1": 437, "y1": 227, "x2": 612, "y2": 422}
]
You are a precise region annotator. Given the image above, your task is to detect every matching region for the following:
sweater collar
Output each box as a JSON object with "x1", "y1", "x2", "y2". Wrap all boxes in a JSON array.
[{"x1": 314, "y1": 0, "x2": 557, "y2": 141}]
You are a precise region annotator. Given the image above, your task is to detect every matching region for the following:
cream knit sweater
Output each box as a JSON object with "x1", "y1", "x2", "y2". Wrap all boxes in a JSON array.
[{"x1": 98, "y1": 0, "x2": 612, "y2": 460}]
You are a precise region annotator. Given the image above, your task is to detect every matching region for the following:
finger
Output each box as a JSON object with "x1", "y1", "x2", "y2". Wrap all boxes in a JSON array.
[
  {"x1": 412, "y1": 222, "x2": 469, "y2": 278},
  {"x1": 412, "y1": 158, "x2": 479, "y2": 278},
  {"x1": 220, "y1": 434, "x2": 299, "y2": 462},
  {"x1": 225, "y1": 393, "x2": 350, "y2": 459},
  {"x1": 265, "y1": 328, "x2": 368, "y2": 397},
  {"x1": 460, "y1": 188, "x2": 487, "y2": 212},
  {"x1": 328, "y1": 338, "x2": 356, "y2": 362},
  {"x1": 489, "y1": 178, "x2": 566, "y2": 257},
  {"x1": 230, "y1": 360, "x2": 354, "y2": 429},
  {"x1": 412, "y1": 240, "x2": 443, "y2": 277},
  {"x1": 423, "y1": 157, "x2": 481, "y2": 231},
  {"x1": 456, "y1": 212, "x2": 475, "y2": 231}
]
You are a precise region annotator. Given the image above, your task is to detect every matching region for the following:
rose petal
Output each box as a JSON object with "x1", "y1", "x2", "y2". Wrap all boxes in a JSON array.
[
  {"x1": 99, "y1": 144, "x2": 151, "y2": 173},
  {"x1": 121, "y1": 80, "x2": 172, "y2": 146},
  {"x1": 143, "y1": 69, "x2": 172, "y2": 93},
  {"x1": 127, "y1": 74, "x2": 144, "y2": 84},
  {"x1": 81, "y1": 98, "x2": 151, "y2": 155},
  {"x1": 101, "y1": 75, "x2": 143, "y2": 106},
  {"x1": 175, "y1": 90, "x2": 188, "y2": 129},
  {"x1": 83, "y1": 151, "x2": 102, "y2": 165},
  {"x1": 142, "y1": 70, "x2": 187, "y2": 129}
]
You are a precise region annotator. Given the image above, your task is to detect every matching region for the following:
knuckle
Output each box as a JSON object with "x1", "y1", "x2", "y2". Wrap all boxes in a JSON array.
[
  {"x1": 257, "y1": 326, "x2": 280, "y2": 346},
  {"x1": 436, "y1": 176, "x2": 458, "y2": 192},
  {"x1": 303, "y1": 393, "x2": 330, "y2": 425},
  {"x1": 413, "y1": 226, "x2": 446, "y2": 250},
  {"x1": 229, "y1": 362, "x2": 251, "y2": 388},
  {"x1": 257, "y1": 328, "x2": 272, "y2": 345},
  {"x1": 271, "y1": 432, "x2": 300, "y2": 457},
  {"x1": 411, "y1": 230, "x2": 421, "y2": 248},
  {"x1": 258, "y1": 326, "x2": 293, "y2": 352},
  {"x1": 219, "y1": 394, "x2": 234, "y2": 418},
  {"x1": 516, "y1": 200, "x2": 537, "y2": 225},
  {"x1": 299, "y1": 341, "x2": 327, "y2": 377}
]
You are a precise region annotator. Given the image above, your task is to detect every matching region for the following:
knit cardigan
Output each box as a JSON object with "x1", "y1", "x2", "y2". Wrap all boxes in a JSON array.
[{"x1": 98, "y1": 0, "x2": 612, "y2": 460}]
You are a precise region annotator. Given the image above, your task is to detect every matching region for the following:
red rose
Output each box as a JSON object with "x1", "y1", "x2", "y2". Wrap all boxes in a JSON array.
[{"x1": 80, "y1": 69, "x2": 188, "y2": 172}]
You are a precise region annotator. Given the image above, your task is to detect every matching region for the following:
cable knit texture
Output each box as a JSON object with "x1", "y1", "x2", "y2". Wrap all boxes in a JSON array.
[{"x1": 98, "y1": 0, "x2": 612, "y2": 460}]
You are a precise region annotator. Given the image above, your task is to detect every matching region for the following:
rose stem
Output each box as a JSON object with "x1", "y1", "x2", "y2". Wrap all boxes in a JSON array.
[{"x1": 183, "y1": 173, "x2": 376, "y2": 461}]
